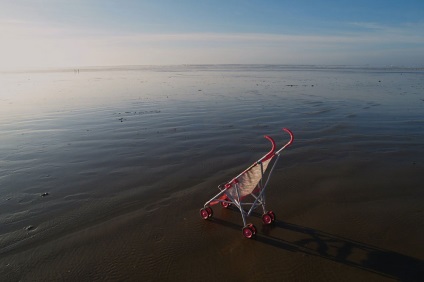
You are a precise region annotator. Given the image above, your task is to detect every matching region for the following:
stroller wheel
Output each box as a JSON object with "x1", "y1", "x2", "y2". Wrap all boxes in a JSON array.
[
  {"x1": 206, "y1": 207, "x2": 213, "y2": 218},
  {"x1": 267, "y1": 210, "x2": 276, "y2": 222},
  {"x1": 242, "y1": 225, "x2": 256, "y2": 239},
  {"x1": 220, "y1": 201, "x2": 231, "y2": 208},
  {"x1": 200, "y1": 208, "x2": 209, "y2": 219},
  {"x1": 247, "y1": 223, "x2": 257, "y2": 234},
  {"x1": 200, "y1": 207, "x2": 213, "y2": 220},
  {"x1": 262, "y1": 213, "x2": 273, "y2": 225}
]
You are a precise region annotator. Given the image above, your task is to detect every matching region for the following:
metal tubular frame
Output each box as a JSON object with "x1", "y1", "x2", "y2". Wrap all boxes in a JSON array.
[{"x1": 202, "y1": 128, "x2": 294, "y2": 230}]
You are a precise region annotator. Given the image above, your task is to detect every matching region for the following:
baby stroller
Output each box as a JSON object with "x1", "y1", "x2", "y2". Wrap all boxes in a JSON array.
[{"x1": 200, "y1": 128, "x2": 294, "y2": 238}]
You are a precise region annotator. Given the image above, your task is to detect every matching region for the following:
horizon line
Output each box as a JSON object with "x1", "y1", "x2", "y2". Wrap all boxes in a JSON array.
[{"x1": 2, "y1": 63, "x2": 424, "y2": 74}]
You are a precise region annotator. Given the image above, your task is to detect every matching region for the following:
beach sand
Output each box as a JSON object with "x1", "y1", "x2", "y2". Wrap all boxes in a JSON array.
[{"x1": 1, "y1": 65, "x2": 423, "y2": 281}]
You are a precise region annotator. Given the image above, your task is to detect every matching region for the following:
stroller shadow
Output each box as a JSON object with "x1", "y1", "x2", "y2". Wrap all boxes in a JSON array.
[
  {"x1": 210, "y1": 210, "x2": 424, "y2": 281},
  {"x1": 259, "y1": 221, "x2": 424, "y2": 281}
]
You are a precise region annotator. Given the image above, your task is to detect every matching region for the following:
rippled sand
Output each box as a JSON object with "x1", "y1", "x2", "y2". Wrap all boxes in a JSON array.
[{"x1": 1, "y1": 65, "x2": 423, "y2": 281}]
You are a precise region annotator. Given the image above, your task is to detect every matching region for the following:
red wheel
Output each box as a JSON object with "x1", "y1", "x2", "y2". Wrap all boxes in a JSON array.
[
  {"x1": 242, "y1": 226, "x2": 254, "y2": 239},
  {"x1": 206, "y1": 207, "x2": 213, "y2": 218},
  {"x1": 262, "y1": 213, "x2": 273, "y2": 225},
  {"x1": 200, "y1": 208, "x2": 209, "y2": 220},
  {"x1": 267, "y1": 211, "x2": 276, "y2": 222},
  {"x1": 220, "y1": 201, "x2": 231, "y2": 208},
  {"x1": 247, "y1": 223, "x2": 257, "y2": 234}
]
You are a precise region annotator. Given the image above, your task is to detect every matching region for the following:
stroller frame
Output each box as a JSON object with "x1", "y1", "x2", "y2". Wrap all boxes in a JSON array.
[{"x1": 200, "y1": 128, "x2": 294, "y2": 238}]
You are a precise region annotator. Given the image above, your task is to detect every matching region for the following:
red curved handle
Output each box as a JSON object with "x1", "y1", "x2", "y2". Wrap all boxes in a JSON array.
[
  {"x1": 224, "y1": 129, "x2": 291, "y2": 188},
  {"x1": 276, "y1": 128, "x2": 294, "y2": 154},
  {"x1": 261, "y1": 135, "x2": 276, "y2": 162},
  {"x1": 283, "y1": 128, "x2": 294, "y2": 146}
]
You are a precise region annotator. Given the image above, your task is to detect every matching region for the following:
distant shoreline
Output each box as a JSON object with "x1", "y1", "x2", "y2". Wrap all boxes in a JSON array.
[{"x1": 2, "y1": 64, "x2": 424, "y2": 74}]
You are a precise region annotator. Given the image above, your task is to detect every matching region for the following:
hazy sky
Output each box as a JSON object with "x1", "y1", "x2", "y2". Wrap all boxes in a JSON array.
[{"x1": 1, "y1": 0, "x2": 423, "y2": 69}]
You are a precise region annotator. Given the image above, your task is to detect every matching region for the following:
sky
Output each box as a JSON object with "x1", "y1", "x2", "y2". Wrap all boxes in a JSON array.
[{"x1": 0, "y1": 0, "x2": 423, "y2": 69}]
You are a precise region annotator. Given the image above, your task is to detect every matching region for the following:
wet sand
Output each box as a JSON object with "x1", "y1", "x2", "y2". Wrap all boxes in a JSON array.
[{"x1": 1, "y1": 65, "x2": 423, "y2": 281}]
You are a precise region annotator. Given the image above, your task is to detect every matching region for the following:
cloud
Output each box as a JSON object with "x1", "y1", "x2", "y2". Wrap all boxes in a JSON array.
[{"x1": 1, "y1": 19, "x2": 423, "y2": 69}]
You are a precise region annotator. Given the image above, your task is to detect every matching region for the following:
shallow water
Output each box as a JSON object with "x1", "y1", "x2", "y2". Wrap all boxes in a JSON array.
[{"x1": 1, "y1": 65, "x2": 423, "y2": 281}]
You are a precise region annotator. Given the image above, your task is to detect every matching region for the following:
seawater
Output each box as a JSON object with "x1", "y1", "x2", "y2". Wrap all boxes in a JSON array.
[{"x1": 1, "y1": 65, "x2": 423, "y2": 251}]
